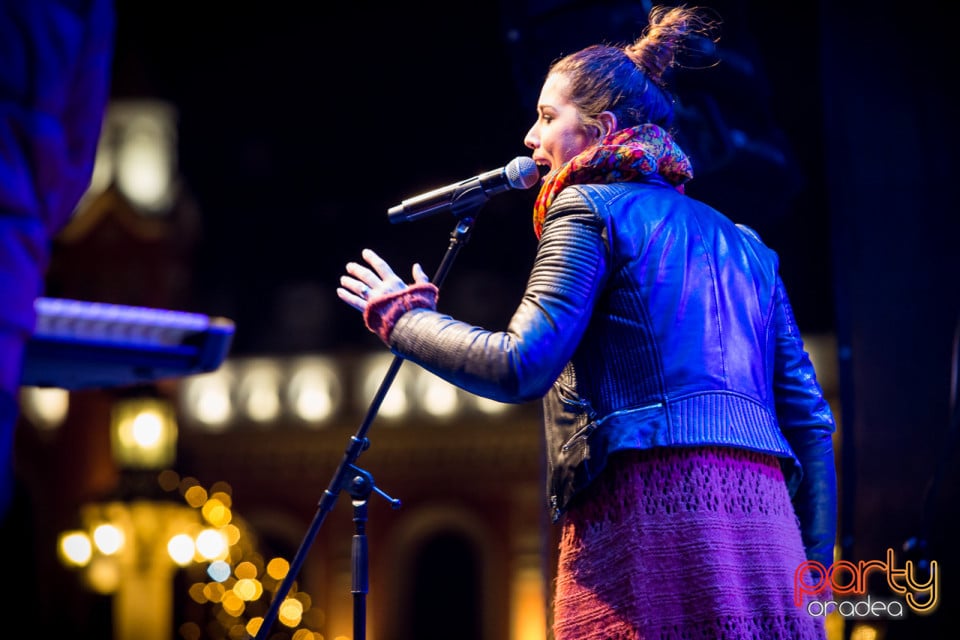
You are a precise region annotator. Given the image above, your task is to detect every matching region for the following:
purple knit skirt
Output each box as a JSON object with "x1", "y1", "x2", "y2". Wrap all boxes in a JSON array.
[{"x1": 552, "y1": 446, "x2": 828, "y2": 640}]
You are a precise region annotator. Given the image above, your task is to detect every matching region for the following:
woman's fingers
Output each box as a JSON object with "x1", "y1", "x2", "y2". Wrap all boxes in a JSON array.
[
  {"x1": 339, "y1": 257, "x2": 379, "y2": 312},
  {"x1": 339, "y1": 273, "x2": 369, "y2": 297},
  {"x1": 336, "y1": 285, "x2": 366, "y2": 312},
  {"x1": 338, "y1": 249, "x2": 432, "y2": 313},
  {"x1": 344, "y1": 260, "x2": 379, "y2": 288},
  {"x1": 412, "y1": 263, "x2": 430, "y2": 284},
  {"x1": 362, "y1": 248, "x2": 400, "y2": 283}
]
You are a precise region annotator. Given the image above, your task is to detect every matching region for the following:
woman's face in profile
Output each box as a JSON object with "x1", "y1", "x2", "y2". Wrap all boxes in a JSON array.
[{"x1": 524, "y1": 73, "x2": 596, "y2": 174}]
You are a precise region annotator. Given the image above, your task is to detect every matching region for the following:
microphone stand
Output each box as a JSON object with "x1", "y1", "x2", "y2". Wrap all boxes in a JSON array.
[{"x1": 254, "y1": 208, "x2": 482, "y2": 640}]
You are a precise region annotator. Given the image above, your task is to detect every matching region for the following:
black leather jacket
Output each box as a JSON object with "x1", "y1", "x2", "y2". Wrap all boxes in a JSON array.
[{"x1": 390, "y1": 179, "x2": 837, "y2": 567}]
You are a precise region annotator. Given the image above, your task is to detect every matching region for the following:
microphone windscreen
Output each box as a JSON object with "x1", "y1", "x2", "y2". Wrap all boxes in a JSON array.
[{"x1": 505, "y1": 156, "x2": 540, "y2": 190}]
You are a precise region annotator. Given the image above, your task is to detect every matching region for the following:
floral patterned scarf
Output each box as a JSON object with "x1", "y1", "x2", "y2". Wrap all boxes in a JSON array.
[{"x1": 532, "y1": 123, "x2": 694, "y2": 239}]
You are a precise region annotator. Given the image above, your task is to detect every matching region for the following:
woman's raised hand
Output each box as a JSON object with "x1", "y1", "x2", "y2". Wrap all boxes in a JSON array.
[{"x1": 337, "y1": 248, "x2": 431, "y2": 313}]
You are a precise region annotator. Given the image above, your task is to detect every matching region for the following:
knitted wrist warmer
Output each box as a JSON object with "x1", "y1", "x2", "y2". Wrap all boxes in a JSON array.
[{"x1": 363, "y1": 282, "x2": 439, "y2": 344}]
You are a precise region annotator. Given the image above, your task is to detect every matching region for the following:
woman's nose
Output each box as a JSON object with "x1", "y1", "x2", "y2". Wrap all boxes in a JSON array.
[{"x1": 523, "y1": 125, "x2": 538, "y2": 150}]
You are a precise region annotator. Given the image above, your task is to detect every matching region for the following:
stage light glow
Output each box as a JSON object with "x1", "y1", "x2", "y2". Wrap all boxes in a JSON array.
[
  {"x1": 207, "y1": 560, "x2": 231, "y2": 583},
  {"x1": 92, "y1": 523, "x2": 124, "y2": 556},
  {"x1": 110, "y1": 100, "x2": 178, "y2": 214},
  {"x1": 168, "y1": 533, "x2": 195, "y2": 566},
  {"x1": 59, "y1": 531, "x2": 93, "y2": 567},
  {"x1": 201, "y1": 498, "x2": 231, "y2": 528},
  {"x1": 267, "y1": 557, "x2": 290, "y2": 580},
  {"x1": 287, "y1": 357, "x2": 342, "y2": 424},
  {"x1": 475, "y1": 395, "x2": 512, "y2": 415},
  {"x1": 182, "y1": 368, "x2": 234, "y2": 429},
  {"x1": 233, "y1": 578, "x2": 258, "y2": 601},
  {"x1": 184, "y1": 484, "x2": 208, "y2": 509},
  {"x1": 360, "y1": 353, "x2": 411, "y2": 419},
  {"x1": 19, "y1": 386, "x2": 69, "y2": 430},
  {"x1": 86, "y1": 555, "x2": 121, "y2": 595},
  {"x1": 111, "y1": 397, "x2": 178, "y2": 469},
  {"x1": 237, "y1": 360, "x2": 282, "y2": 423},
  {"x1": 417, "y1": 370, "x2": 460, "y2": 417},
  {"x1": 196, "y1": 529, "x2": 228, "y2": 560},
  {"x1": 278, "y1": 597, "x2": 304, "y2": 627}
]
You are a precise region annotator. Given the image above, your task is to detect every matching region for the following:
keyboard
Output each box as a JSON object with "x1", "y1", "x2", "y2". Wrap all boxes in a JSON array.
[{"x1": 21, "y1": 297, "x2": 236, "y2": 390}]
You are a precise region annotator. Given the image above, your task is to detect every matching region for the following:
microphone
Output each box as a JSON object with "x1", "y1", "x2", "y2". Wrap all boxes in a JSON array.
[{"x1": 388, "y1": 156, "x2": 540, "y2": 223}]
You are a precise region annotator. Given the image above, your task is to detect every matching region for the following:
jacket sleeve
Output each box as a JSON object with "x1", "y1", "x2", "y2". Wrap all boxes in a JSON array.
[
  {"x1": 772, "y1": 275, "x2": 838, "y2": 568},
  {"x1": 388, "y1": 188, "x2": 609, "y2": 403}
]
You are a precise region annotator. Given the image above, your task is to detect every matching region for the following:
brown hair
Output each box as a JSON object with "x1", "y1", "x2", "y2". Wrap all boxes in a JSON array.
[{"x1": 548, "y1": 4, "x2": 718, "y2": 135}]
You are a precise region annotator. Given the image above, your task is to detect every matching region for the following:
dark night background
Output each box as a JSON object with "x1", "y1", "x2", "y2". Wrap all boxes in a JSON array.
[
  {"x1": 108, "y1": 0, "x2": 836, "y2": 354},
  {"x1": 101, "y1": 1, "x2": 958, "y2": 636}
]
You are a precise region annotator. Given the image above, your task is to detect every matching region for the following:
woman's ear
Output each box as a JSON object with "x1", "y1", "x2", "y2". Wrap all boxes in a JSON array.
[{"x1": 597, "y1": 111, "x2": 618, "y2": 138}]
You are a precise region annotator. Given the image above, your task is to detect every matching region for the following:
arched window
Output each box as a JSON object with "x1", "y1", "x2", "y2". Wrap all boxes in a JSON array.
[{"x1": 407, "y1": 530, "x2": 482, "y2": 640}]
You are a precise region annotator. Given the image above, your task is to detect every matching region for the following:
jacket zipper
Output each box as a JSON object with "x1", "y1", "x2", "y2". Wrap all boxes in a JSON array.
[{"x1": 556, "y1": 386, "x2": 599, "y2": 452}]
